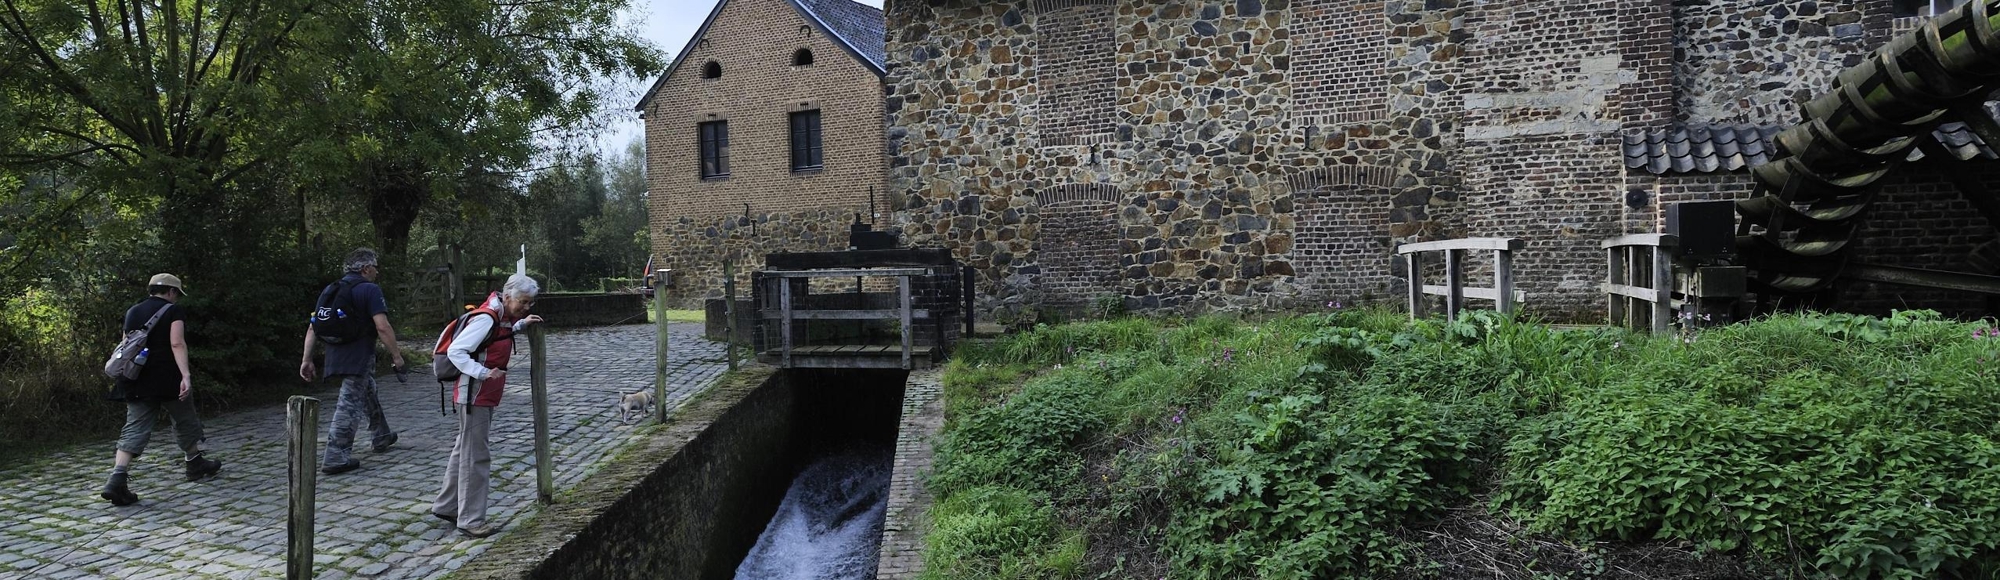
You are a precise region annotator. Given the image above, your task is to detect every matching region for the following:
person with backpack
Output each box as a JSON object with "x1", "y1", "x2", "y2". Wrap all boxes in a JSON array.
[
  {"x1": 429, "y1": 273, "x2": 543, "y2": 538},
  {"x1": 298, "y1": 248, "x2": 406, "y2": 475},
  {"x1": 100, "y1": 273, "x2": 222, "y2": 506}
]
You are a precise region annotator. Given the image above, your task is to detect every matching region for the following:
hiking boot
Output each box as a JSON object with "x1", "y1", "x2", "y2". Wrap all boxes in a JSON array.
[
  {"x1": 371, "y1": 432, "x2": 399, "y2": 453},
  {"x1": 184, "y1": 455, "x2": 222, "y2": 482},
  {"x1": 100, "y1": 473, "x2": 139, "y2": 506},
  {"x1": 430, "y1": 511, "x2": 457, "y2": 524},
  {"x1": 457, "y1": 524, "x2": 500, "y2": 538},
  {"x1": 319, "y1": 459, "x2": 361, "y2": 475}
]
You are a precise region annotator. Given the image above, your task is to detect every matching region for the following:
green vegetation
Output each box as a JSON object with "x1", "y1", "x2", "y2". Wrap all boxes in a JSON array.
[
  {"x1": 0, "y1": 1, "x2": 662, "y2": 452},
  {"x1": 922, "y1": 310, "x2": 2000, "y2": 579}
]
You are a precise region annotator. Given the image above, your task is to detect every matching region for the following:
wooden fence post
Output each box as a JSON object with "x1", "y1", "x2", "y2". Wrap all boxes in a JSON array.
[
  {"x1": 1494, "y1": 247, "x2": 1516, "y2": 316},
  {"x1": 286, "y1": 396, "x2": 319, "y2": 580},
  {"x1": 529, "y1": 325, "x2": 553, "y2": 504},
  {"x1": 1406, "y1": 252, "x2": 1427, "y2": 319},
  {"x1": 654, "y1": 269, "x2": 672, "y2": 423},
  {"x1": 962, "y1": 265, "x2": 975, "y2": 339},
  {"x1": 1444, "y1": 249, "x2": 1465, "y2": 322},
  {"x1": 722, "y1": 261, "x2": 738, "y2": 372},
  {"x1": 1650, "y1": 246, "x2": 1674, "y2": 335}
]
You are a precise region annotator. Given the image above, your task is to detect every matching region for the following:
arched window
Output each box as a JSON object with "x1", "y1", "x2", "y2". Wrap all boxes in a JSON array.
[
  {"x1": 792, "y1": 48, "x2": 814, "y2": 66},
  {"x1": 702, "y1": 61, "x2": 722, "y2": 79}
]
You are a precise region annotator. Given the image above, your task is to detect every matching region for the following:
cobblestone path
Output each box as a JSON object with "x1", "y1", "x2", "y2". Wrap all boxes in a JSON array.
[{"x1": 0, "y1": 323, "x2": 728, "y2": 580}]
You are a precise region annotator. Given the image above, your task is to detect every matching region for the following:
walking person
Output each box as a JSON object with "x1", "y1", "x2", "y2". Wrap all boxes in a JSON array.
[
  {"x1": 299, "y1": 248, "x2": 406, "y2": 475},
  {"x1": 431, "y1": 274, "x2": 544, "y2": 537},
  {"x1": 101, "y1": 274, "x2": 222, "y2": 506}
]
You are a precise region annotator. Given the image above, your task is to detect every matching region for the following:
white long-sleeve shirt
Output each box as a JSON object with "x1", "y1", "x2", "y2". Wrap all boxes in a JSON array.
[{"x1": 445, "y1": 298, "x2": 527, "y2": 382}]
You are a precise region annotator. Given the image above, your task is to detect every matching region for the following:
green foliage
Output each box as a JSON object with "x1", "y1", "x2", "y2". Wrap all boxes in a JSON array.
[
  {"x1": 921, "y1": 486, "x2": 1084, "y2": 580},
  {"x1": 927, "y1": 310, "x2": 2000, "y2": 579},
  {"x1": 1170, "y1": 389, "x2": 1475, "y2": 579}
]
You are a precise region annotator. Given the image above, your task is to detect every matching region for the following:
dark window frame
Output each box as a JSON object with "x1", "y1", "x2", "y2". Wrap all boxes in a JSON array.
[
  {"x1": 793, "y1": 48, "x2": 815, "y2": 66},
  {"x1": 699, "y1": 120, "x2": 730, "y2": 179},
  {"x1": 702, "y1": 61, "x2": 722, "y2": 79},
  {"x1": 788, "y1": 110, "x2": 823, "y2": 172}
]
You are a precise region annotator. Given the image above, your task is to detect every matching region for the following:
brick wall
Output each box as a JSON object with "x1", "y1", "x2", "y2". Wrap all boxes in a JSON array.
[
  {"x1": 644, "y1": 0, "x2": 887, "y2": 306},
  {"x1": 882, "y1": 0, "x2": 1998, "y2": 321},
  {"x1": 1292, "y1": 0, "x2": 1387, "y2": 125}
]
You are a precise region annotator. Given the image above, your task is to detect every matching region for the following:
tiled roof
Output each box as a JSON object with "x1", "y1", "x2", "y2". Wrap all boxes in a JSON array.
[
  {"x1": 794, "y1": 0, "x2": 887, "y2": 72},
  {"x1": 1624, "y1": 115, "x2": 2000, "y2": 175}
]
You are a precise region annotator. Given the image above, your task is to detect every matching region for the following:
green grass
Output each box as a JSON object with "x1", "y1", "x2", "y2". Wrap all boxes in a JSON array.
[
  {"x1": 921, "y1": 309, "x2": 2000, "y2": 579},
  {"x1": 647, "y1": 309, "x2": 704, "y2": 324}
]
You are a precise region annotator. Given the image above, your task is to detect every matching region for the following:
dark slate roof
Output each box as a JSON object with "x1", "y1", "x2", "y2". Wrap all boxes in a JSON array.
[
  {"x1": 794, "y1": 0, "x2": 887, "y2": 72},
  {"x1": 1624, "y1": 111, "x2": 2000, "y2": 175},
  {"x1": 635, "y1": 0, "x2": 886, "y2": 111}
]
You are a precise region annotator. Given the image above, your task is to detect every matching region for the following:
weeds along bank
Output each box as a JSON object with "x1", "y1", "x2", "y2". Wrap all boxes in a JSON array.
[{"x1": 921, "y1": 311, "x2": 2000, "y2": 579}]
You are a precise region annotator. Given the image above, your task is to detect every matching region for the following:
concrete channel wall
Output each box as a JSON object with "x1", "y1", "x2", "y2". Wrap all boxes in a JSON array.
[{"x1": 451, "y1": 367, "x2": 909, "y2": 580}]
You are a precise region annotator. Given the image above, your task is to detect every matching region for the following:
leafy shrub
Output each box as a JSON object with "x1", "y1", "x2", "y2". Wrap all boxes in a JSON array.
[
  {"x1": 929, "y1": 373, "x2": 1107, "y2": 495},
  {"x1": 921, "y1": 486, "x2": 1084, "y2": 580},
  {"x1": 1169, "y1": 389, "x2": 1476, "y2": 579}
]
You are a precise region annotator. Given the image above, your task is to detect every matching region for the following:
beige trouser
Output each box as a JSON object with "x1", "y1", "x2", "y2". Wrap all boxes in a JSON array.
[{"x1": 432, "y1": 404, "x2": 494, "y2": 528}]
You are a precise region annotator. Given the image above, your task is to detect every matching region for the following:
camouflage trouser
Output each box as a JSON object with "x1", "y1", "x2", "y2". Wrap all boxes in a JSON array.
[{"x1": 320, "y1": 374, "x2": 393, "y2": 467}]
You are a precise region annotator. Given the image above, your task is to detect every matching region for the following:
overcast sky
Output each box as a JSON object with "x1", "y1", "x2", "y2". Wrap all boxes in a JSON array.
[{"x1": 598, "y1": 0, "x2": 886, "y2": 154}]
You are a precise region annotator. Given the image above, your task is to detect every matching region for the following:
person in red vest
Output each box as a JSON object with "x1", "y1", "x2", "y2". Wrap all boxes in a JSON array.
[{"x1": 429, "y1": 273, "x2": 543, "y2": 538}]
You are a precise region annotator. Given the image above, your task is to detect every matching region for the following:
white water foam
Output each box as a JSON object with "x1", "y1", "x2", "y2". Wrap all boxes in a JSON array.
[{"x1": 733, "y1": 449, "x2": 892, "y2": 580}]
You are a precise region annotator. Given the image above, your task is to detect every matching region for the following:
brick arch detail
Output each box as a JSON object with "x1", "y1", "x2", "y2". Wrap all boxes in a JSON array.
[
  {"x1": 1286, "y1": 165, "x2": 1398, "y2": 301},
  {"x1": 1034, "y1": 183, "x2": 1125, "y2": 303}
]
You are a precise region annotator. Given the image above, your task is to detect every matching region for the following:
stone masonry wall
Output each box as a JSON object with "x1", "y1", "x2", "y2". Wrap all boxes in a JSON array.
[
  {"x1": 885, "y1": 0, "x2": 1997, "y2": 321},
  {"x1": 644, "y1": 0, "x2": 887, "y2": 308}
]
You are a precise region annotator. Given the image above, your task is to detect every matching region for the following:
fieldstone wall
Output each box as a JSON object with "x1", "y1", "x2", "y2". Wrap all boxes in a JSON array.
[
  {"x1": 655, "y1": 207, "x2": 863, "y2": 308},
  {"x1": 884, "y1": 0, "x2": 1998, "y2": 321}
]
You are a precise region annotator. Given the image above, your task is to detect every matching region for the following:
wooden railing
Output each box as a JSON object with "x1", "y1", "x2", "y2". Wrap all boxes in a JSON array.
[
  {"x1": 1397, "y1": 237, "x2": 1524, "y2": 321},
  {"x1": 1601, "y1": 234, "x2": 1678, "y2": 334},
  {"x1": 763, "y1": 267, "x2": 927, "y2": 369}
]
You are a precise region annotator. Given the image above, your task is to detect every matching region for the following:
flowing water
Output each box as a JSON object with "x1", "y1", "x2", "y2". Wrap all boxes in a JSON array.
[{"x1": 732, "y1": 448, "x2": 893, "y2": 580}]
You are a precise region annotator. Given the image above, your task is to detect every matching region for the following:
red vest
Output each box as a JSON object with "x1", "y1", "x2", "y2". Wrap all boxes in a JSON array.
[{"x1": 453, "y1": 293, "x2": 516, "y2": 407}]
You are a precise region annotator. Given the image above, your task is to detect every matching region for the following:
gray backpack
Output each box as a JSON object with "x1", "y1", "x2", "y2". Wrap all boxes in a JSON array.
[{"x1": 104, "y1": 304, "x2": 172, "y2": 381}]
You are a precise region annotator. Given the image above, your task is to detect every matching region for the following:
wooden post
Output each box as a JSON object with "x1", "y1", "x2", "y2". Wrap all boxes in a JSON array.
[
  {"x1": 1607, "y1": 246, "x2": 1626, "y2": 328},
  {"x1": 962, "y1": 265, "x2": 975, "y2": 339},
  {"x1": 286, "y1": 396, "x2": 319, "y2": 580},
  {"x1": 1405, "y1": 252, "x2": 1426, "y2": 319},
  {"x1": 722, "y1": 261, "x2": 738, "y2": 372},
  {"x1": 780, "y1": 277, "x2": 793, "y2": 368},
  {"x1": 529, "y1": 324, "x2": 553, "y2": 503},
  {"x1": 1650, "y1": 246, "x2": 1674, "y2": 335},
  {"x1": 1444, "y1": 249, "x2": 1465, "y2": 322},
  {"x1": 654, "y1": 269, "x2": 672, "y2": 423},
  {"x1": 899, "y1": 274, "x2": 914, "y2": 370},
  {"x1": 1494, "y1": 247, "x2": 1516, "y2": 316}
]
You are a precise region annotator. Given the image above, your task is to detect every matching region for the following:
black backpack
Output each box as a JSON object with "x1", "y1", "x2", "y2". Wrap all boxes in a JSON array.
[{"x1": 310, "y1": 279, "x2": 372, "y2": 345}]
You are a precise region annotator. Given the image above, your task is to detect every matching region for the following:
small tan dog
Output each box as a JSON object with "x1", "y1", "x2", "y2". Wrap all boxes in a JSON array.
[{"x1": 618, "y1": 390, "x2": 656, "y2": 423}]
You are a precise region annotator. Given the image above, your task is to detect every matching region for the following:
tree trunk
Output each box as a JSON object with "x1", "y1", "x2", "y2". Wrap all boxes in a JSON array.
[{"x1": 365, "y1": 161, "x2": 427, "y2": 271}]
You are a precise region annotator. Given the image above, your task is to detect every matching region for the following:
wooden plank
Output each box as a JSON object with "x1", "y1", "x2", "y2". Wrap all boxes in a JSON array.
[
  {"x1": 1600, "y1": 233, "x2": 1680, "y2": 249},
  {"x1": 1444, "y1": 249, "x2": 1464, "y2": 322},
  {"x1": 764, "y1": 267, "x2": 929, "y2": 278},
  {"x1": 1494, "y1": 248, "x2": 1516, "y2": 315},
  {"x1": 1650, "y1": 246, "x2": 1674, "y2": 335},
  {"x1": 900, "y1": 276, "x2": 913, "y2": 370},
  {"x1": 1600, "y1": 283, "x2": 1667, "y2": 301},
  {"x1": 656, "y1": 269, "x2": 672, "y2": 421},
  {"x1": 1397, "y1": 237, "x2": 1524, "y2": 254},
  {"x1": 780, "y1": 281, "x2": 793, "y2": 368},
  {"x1": 1419, "y1": 285, "x2": 1527, "y2": 303},
  {"x1": 1406, "y1": 253, "x2": 1426, "y2": 319},
  {"x1": 1606, "y1": 247, "x2": 1626, "y2": 328},
  {"x1": 758, "y1": 309, "x2": 931, "y2": 320}
]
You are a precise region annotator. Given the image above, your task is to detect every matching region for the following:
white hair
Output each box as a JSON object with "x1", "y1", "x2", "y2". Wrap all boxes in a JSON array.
[
  {"x1": 343, "y1": 248, "x2": 379, "y2": 273},
  {"x1": 503, "y1": 274, "x2": 541, "y2": 301}
]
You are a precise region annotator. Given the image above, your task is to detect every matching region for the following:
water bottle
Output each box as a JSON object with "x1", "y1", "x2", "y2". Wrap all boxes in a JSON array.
[
  {"x1": 135, "y1": 348, "x2": 150, "y2": 366},
  {"x1": 336, "y1": 308, "x2": 347, "y2": 319}
]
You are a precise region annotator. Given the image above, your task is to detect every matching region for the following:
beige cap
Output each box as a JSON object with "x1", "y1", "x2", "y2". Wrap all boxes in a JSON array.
[{"x1": 148, "y1": 273, "x2": 188, "y2": 296}]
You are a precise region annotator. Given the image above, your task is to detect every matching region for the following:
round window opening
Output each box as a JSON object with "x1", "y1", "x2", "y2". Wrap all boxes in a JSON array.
[
  {"x1": 793, "y1": 48, "x2": 814, "y2": 66},
  {"x1": 702, "y1": 61, "x2": 722, "y2": 79}
]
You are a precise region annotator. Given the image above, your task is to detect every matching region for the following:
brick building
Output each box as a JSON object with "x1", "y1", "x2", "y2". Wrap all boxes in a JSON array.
[
  {"x1": 881, "y1": 0, "x2": 2000, "y2": 322},
  {"x1": 639, "y1": 0, "x2": 888, "y2": 307}
]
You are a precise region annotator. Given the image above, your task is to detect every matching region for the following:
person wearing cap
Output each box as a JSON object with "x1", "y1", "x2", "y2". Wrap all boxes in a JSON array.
[
  {"x1": 100, "y1": 274, "x2": 222, "y2": 506},
  {"x1": 299, "y1": 248, "x2": 406, "y2": 475}
]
